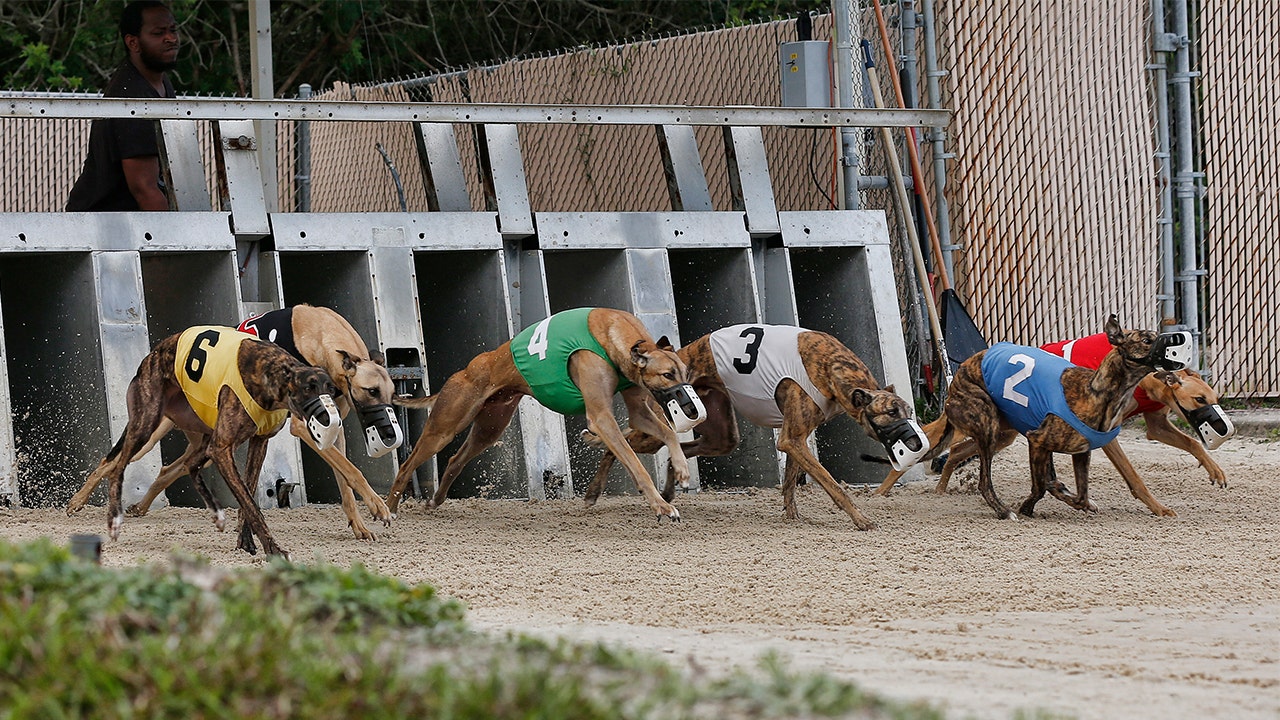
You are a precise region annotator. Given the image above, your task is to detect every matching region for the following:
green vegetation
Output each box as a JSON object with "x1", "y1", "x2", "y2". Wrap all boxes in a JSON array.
[{"x1": 0, "y1": 538, "x2": 943, "y2": 719}]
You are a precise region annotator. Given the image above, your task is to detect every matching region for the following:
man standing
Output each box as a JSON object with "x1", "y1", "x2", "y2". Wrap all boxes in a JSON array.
[{"x1": 66, "y1": 1, "x2": 179, "y2": 212}]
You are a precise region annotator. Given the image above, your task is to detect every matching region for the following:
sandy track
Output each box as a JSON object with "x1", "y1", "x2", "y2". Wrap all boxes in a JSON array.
[{"x1": 4, "y1": 427, "x2": 1278, "y2": 719}]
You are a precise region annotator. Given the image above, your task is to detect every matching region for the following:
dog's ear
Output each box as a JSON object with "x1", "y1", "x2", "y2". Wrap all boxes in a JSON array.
[
  {"x1": 336, "y1": 349, "x2": 360, "y2": 373},
  {"x1": 267, "y1": 362, "x2": 298, "y2": 405},
  {"x1": 655, "y1": 335, "x2": 675, "y2": 352},
  {"x1": 631, "y1": 340, "x2": 649, "y2": 368},
  {"x1": 370, "y1": 352, "x2": 387, "y2": 367},
  {"x1": 851, "y1": 388, "x2": 875, "y2": 408},
  {"x1": 883, "y1": 384, "x2": 895, "y2": 394},
  {"x1": 1104, "y1": 314, "x2": 1123, "y2": 343},
  {"x1": 1154, "y1": 370, "x2": 1180, "y2": 387}
]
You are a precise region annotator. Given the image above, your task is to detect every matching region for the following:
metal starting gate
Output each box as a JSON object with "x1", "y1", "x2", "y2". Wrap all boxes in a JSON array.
[{"x1": 0, "y1": 97, "x2": 947, "y2": 511}]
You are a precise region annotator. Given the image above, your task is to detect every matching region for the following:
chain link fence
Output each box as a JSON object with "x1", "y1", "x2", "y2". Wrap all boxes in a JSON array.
[{"x1": 1200, "y1": 2, "x2": 1277, "y2": 398}]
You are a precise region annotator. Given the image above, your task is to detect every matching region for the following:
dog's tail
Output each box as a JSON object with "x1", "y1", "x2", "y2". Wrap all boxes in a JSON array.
[
  {"x1": 103, "y1": 433, "x2": 127, "y2": 463},
  {"x1": 392, "y1": 393, "x2": 438, "y2": 411}
]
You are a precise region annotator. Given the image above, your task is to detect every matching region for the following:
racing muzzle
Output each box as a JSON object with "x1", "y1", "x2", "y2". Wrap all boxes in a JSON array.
[
  {"x1": 358, "y1": 403, "x2": 404, "y2": 458},
  {"x1": 652, "y1": 383, "x2": 707, "y2": 433},
  {"x1": 301, "y1": 394, "x2": 342, "y2": 451},
  {"x1": 1183, "y1": 403, "x2": 1235, "y2": 451},
  {"x1": 1152, "y1": 331, "x2": 1193, "y2": 371},
  {"x1": 873, "y1": 417, "x2": 931, "y2": 472}
]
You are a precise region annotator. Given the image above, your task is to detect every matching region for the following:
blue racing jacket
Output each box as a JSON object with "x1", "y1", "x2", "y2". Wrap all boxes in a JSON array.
[{"x1": 980, "y1": 342, "x2": 1120, "y2": 449}]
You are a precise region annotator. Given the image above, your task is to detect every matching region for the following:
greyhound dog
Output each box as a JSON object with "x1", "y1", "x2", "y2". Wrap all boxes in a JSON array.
[
  {"x1": 876, "y1": 333, "x2": 1233, "y2": 517},
  {"x1": 876, "y1": 315, "x2": 1187, "y2": 520},
  {"x1": 83, "y1": 305, "x2": 402, "y2": 540},
  {"x1": 385, "y1": 307, "x2": 706, "y2": 521},
  {"x1": 582, "y1": 325, "x2": 929, "y2": 530},
  {"x1": 68, "y1": 326, "x2": 340, "y2": 557}
]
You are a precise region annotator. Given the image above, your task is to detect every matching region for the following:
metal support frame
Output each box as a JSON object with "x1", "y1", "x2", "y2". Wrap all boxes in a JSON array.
[
  {"x1": 833, "y1": 0, "x2": 865, "y2": 210},
  {"x1": 920, "y1": 0, "x2": 955, "y2": 279},
  {"x1": 2, "y1": 94, "x2": 949, "y2": 508},
  {"x1": 1, "y1": 95, "x2": 949, "y2": 129}
]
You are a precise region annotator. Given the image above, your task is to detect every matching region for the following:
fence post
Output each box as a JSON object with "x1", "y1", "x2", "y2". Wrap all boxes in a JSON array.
[
  {"x1": 296, "y1": 83, "x2": 312, "y2": 212},
  {"x1": 833, "y1": 0, "x2": 864, "y2": 210},
  {"x1": 1169, "y1": 0, "x2": 1206, "y2": 363}
]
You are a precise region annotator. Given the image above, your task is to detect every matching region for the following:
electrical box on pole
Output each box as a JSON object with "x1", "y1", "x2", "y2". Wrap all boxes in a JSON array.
[{"x1": 779, "y1": 41, "x2": 832, "y2": 108}]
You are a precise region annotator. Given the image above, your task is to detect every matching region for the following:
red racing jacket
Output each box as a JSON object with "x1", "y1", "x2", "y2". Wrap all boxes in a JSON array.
[{"x1": 1039, "y1": 333, "x2": 1162, "y2": 418}]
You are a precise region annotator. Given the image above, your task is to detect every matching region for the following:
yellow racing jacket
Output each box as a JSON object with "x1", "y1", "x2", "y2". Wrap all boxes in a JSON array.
[{"x1": 174, "y1": 326, "x2": 289, "y2": 436}]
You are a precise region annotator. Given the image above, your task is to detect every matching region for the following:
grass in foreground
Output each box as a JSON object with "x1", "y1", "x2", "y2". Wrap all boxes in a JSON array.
[{"x1": 0, "y1": 538, "x2": 944, "y2": 719}]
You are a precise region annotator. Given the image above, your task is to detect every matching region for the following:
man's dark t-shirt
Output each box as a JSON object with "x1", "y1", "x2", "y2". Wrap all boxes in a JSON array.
[{"x1": 65, "y1": 61, "x2": 176, "y2": 211}]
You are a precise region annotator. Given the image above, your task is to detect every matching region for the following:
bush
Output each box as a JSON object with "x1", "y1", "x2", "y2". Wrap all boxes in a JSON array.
[{"x1": 0, "y1": 539, "x2": 942, "y2": 719}]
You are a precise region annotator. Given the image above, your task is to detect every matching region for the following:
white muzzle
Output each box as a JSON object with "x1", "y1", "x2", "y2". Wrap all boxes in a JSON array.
[{"x1": 303, "y1": 394, "x2": 342, "y2": 451}]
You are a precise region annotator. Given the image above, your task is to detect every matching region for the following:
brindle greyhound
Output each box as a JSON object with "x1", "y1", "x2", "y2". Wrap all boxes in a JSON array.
[
  {"x1": 876, "y1": 362, "x2": 1229, "y2": 518},
  {"x1": 385, "y1": 307, "x2": 701, "y2": 521},
  {"x1": 77, "y1": 305, "x2": 399, "y2": 540},
  {"x1": 68, "y1": 326, "x2": 338, "y2": 557},
  {"x1": 877, "y1": 316, "x2": 1178, "y2": 519},
  {"x1": 582, "y1": 326, "x2": 925, "y2": 530}
]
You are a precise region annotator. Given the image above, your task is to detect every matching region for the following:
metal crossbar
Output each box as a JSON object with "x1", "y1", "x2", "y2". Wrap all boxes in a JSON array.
[{"x1": 0, "y1": 95, "x2": 948, "y2": 128}]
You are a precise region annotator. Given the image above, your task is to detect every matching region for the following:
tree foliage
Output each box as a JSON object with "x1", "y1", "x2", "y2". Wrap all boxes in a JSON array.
[{"x1": 1, "y1": 0, "x2": 828, "y2": 95}]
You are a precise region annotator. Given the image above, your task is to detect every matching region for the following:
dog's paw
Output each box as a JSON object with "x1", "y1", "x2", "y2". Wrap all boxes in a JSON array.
[{"x1": 578, "y1": 428, "x2": 605, "y2": 447}]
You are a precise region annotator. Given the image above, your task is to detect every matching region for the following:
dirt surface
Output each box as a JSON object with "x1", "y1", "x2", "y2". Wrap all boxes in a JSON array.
[{"x1": 4, "y1": 426, "x2": 1278, "y2": 719}]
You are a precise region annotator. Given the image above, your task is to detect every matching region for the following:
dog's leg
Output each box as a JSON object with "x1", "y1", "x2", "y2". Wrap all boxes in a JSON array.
[
  {"x1": 183, "y1": 447, "x2": 225, "y2": 531},
  {"x1": 620, "y1": 387, "x2": 696, "y2": 496},
  {"x1": 1018, "y1": 441, "x2": 1061, "y2": 517},
  {"x1": 101, "y1": 383, "x2": 173, "y2": 538},
  {"x1": 428, "y1": 394, "x2": 522, "y2": 509},
  {"x1": 583, "y1": 427, "x2": 665, "y2": 506},
  {"x1": 1100, "y1": 440, "x2": 1177, "y2": 517},
  {"x1": 1068, "y1": 452, "x2": 1097, "y2": 512},
  {"x1": 774, "y1": 381, "x2": 877, "y2": 529},
  {"x1": 604, "y1": 386, "x2": 693, "y2": 520},
  {"x1": 583, "y1": 385, "x2": 734, "y2": 504},
  {"x1": 1144, "y1": 411, "x2": 1227, "y2": 488},
  {"x1": 1038, "y1": 451, "x2": 1096, "y2": 512},
  {"x1": 386, "y1": 364, "x2": 501, "y2": 514},
  {"x1": 936, "y1": 429, "x2": 1016, "y2": 494},
  {"x1": 661, "y1": 386, "x2": 737, "y2": 501},
  {"x1": 621, "y1": 387, "x2": 735, "y2": 502},
  {"x1": 943, "y1": 360, "x2": 1015, "y2": 519},
  {"x1": 68, "y1": 417, "x2": 175, "y2": 514},
  {"x1": 780, "y1": 453, "x2": 803, "y2": 520},
  {"x1": 127, "y1": 430, "x2": 206, "y2": 517},
  {"x1": 292, "y1": 418, "x2": 391, "y2": 540},
  {"x1": 212, "y1": 434, "x2": 286, "y2": 558}
]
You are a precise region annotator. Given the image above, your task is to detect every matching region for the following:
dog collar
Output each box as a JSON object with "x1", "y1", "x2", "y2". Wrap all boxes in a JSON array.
[
  {"x1": 301, "y1": 394, "x2": 342, "y2": 450},
  {"x1": 1177, "y1": 401, "x2": 1235, "y2": 450},
  {"x1": 872, "y1": 417, "x2": 931, "y2": 472},
  {"x1": 652, "y1": 383, "x2": 707, "y2": 433},
  {"x1": 358, "y1": 403, "x2": 404, "y2": 458}
]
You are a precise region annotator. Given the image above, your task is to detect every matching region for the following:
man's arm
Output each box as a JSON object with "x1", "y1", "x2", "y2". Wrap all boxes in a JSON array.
[{"x1": 121, "y1": 155, "x2": 169, "y2": 211}]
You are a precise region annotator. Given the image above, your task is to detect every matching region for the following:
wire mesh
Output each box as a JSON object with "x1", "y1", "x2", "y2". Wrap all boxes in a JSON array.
[{"x1": 1200, "y1": 1, "x2": 1279, "y2": 398}]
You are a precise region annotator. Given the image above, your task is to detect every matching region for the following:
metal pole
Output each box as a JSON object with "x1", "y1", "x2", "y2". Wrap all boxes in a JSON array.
[
  {"x1": 1170, "y1": 0, "x2": 1203, "y2": 349},
  {"x1": 1149, "y1": 0, "x2": 1178, "y2": 327},
  {"x1": 833, "y1": 0, "x2": 864, "y2": 210},
  {"x1": 920, "y1": 0, "x2": 955, "y2": 280},
  {"x1": 296, "y1": 83, "x2": 312, "y2": 213},
  {"x1": 248, "y1": 0, "x2": 278, "y2": 212}
]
